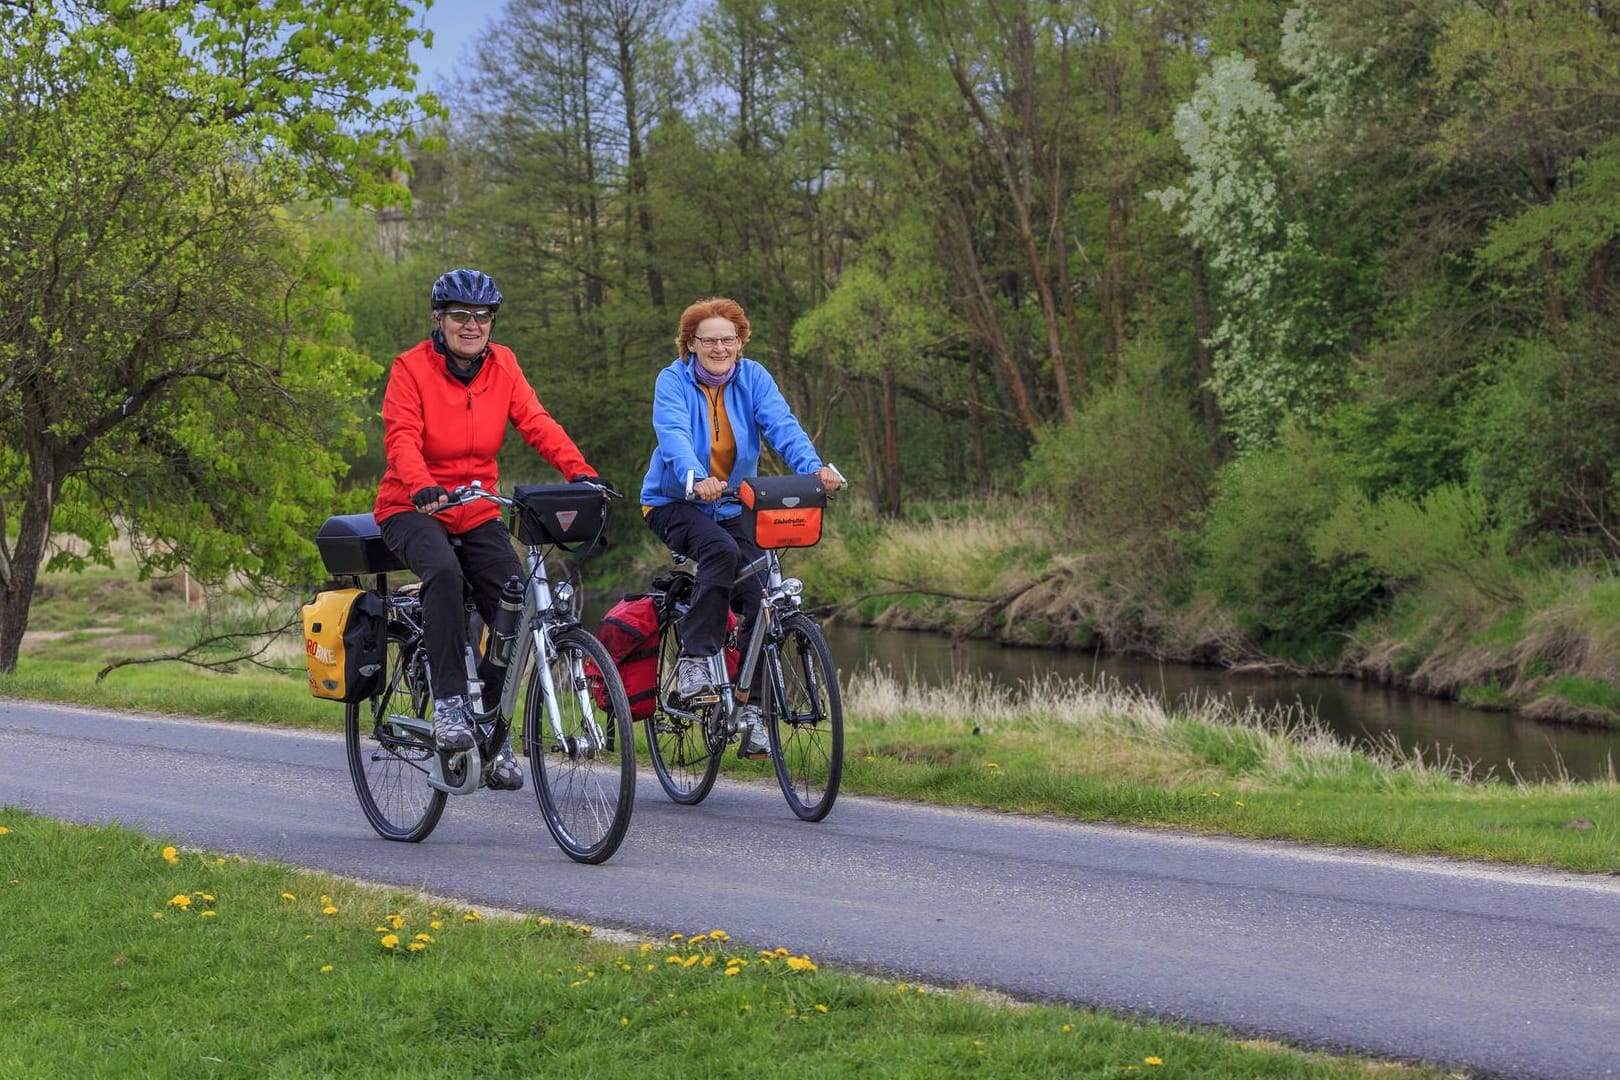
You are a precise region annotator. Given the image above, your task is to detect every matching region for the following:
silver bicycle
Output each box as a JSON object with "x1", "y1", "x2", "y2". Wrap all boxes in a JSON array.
[
  {"x1": 319, "y1": 480, "x2": 635, "y2": 864},
  {"x1": 644, "y1": 473, "x2": 844, "y2": 821}
]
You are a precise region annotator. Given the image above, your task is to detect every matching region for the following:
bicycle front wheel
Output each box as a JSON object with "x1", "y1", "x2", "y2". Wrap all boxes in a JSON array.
[
  {"x1": 522, "y1": 626, "x2": 635, "y2": 864},
  {"x1": 645, "y1": 625, "x2": 724, "y2": 804},
  {"x1": 345, "y1": 628, "x2": 448, "y2": 842},
  {"x1": 765, "y1": 612, "x2": 844, "y2": 821}
]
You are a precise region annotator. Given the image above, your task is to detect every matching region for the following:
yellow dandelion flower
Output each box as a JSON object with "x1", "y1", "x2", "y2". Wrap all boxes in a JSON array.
[
  {"x1": 407, "y1": 942, "x2": 427, "y2": 953},
  {"x1": 320, "y1": 965, "x2": 334, "y2": 973},
  {"x1": 200, "y1": 910, "x2": 217, "y2": 918},
  {"x1": 320, "y1": 895, "x2": 332, "y2": 904},
  {"x1": 199, "y1": 893, "x2": 214, "y2": 902},
  {"x1": 0, "y1": 826, "x2": 10, "y2": 835},
  {"x1": 281, "y1": 892, "x2": 297, "y2": 902},
  {"x1": 689, "y1": 932, "x2": 709, "y2": 943},
  {"x1": 973, "y1": 1040, "x2": 984, "y2": 1048},
  {"x1": 666, "y1": 955, "x2": 684, "y2": 965},
  {"x1": 167, "y1": 894, "x2": 192, "y2": 909},
  {"x1": 786, "y1": 955, "x2": 817, "y2": 972},
  {"x1": 702, "y1": 955, "x2": 715, "y2": 968},
  {"x1": 724, "y1": 968, "x2": 741, "y2": 977},
  {"x1": 429, "y1": 920, "x2": 442, "y2": 930},
  {"x1": 161, "y1": 845, "x2": 178, "y2": 864},
  {"x1": 710, "y1": 929, "x2": 730, "y2": 942},
  {"x1": 1145, "y1": 1057, "x2": 1163, "y2": 1067},
  {"x1": 640, "y1": 943, "x2": 653, "y2": 954},
  {"x1": 380, "y1": 934, "x2": 399, "y2": 950},
  {"x1": 152, "y1": 912, "x2": 163, "y2": 920},
  {"x1": 620, "y1": 1017, "x2": 629, "y2": 1028},
  {"x1": 682, "y1": 955, "x2": 701, "y2": 968},
  {"x1": 463, "y1": 911, "x2": 482, "y2": 923},
  {"x1": 1234, "y1": 800, "x2": 1245, "y2": 808},
  {"x1": 669, "y1": 933, "x2": 685, "y2": 941},
  {"x1": 323, "y1": 906, "x2": 339, "y2": 917},
  {"x1": 620, "y1": 963, "x2": 633, "y2": 973},
  {"x1": 414, "y1": 933, "x2": 434, "y2": 943},
  {"x1": 386, "y1": 914, "x2": 405, "y2": 930},
  {"x1": 985, "y1": 762, "x2": 999, "y2": 769},
  {"x1": 1061, "y1": 1024, "x2": 1073, "y2": 1033},
  {"x1": 815, "y1": 1004, "x2": 829, "y2": 1013},
  {"x1": 578, "y1": 925, "x2": 593, "y2": 936},
  {"x1": 214, "y1": 858, "x2": 225, "y2": 866},
  {"x1": 897, "y1": 983, "x2": 910, "y2": 992},
  {"x1": 741, "y1": 1004, "x2": 752, "y2": 1013}
]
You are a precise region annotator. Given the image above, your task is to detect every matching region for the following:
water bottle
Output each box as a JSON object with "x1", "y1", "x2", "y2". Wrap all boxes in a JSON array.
[{"x1": 488, "y1": 576, "x2": 524, "y2": 668}]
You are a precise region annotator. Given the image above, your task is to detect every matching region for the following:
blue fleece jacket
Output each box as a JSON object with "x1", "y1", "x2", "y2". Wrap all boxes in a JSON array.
[{"x1": 638, "y1": 357, "x2": 823, "y2": 519}]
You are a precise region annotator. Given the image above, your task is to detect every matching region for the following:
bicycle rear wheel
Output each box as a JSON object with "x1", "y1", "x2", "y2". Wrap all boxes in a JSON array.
[
  {"x1": 645, "y1": 624, "x2": 724, "y2": 804},
  {"x1": 765, "y1": 612, "x2": 843, "y2": 821},
  {"x1": 345, "y1": 628, "x2": 448, "y2": 842},
  {"x1": 523, "y1": 626, "x2": 636, "y2": 864}
]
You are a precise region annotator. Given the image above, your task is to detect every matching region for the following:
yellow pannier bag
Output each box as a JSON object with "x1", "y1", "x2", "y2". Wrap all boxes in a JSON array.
[{"x1": 302, "y1": 588, "x2": 386, "y2": 702}]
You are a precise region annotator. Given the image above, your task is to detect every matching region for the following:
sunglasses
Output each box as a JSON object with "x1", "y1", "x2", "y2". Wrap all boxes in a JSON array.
[{"x1": 442, "y1": 308, "x2": 495, "y2": 326}]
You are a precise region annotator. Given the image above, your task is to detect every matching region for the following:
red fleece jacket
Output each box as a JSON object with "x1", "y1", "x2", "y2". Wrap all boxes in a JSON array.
[{"x1": 374, "y1": 339, "x2": 591, "y2": 534}]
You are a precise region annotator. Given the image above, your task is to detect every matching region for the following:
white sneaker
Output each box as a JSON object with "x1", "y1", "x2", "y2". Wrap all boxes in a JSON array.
[
  {"x1": 431, "y1": 696, "x2": 474, "y2": 751},
  {"x1": 736, "y1": 706, "x2": 770, "y2": 760}
]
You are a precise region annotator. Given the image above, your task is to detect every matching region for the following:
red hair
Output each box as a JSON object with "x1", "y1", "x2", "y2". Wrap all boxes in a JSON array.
[{"x1": 675, "y1": 297, "x2": 750, "y2": 356}]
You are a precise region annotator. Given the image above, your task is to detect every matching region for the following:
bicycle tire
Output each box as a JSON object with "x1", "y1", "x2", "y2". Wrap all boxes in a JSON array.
[
  {"x1": 765, "y1": 611, "x2": 843, "y2": 821},
  {"x1": 523, "y1": 626, "x2": 636, "y2": 864},
  {"x1": 345, "y1": 626, "x2": 449, "y2": 842},
  {"x1": 644, "y1": 623, "x2": 725, "y2": 804}
]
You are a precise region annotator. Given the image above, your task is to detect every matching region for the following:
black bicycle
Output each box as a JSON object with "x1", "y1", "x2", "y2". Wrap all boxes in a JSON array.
[
  {"x1": 643, "y1": 475, "x2": 844, "y2": 821},
  {"x1": 314, "y1": 480, "x2": 635, "y2": 864}
]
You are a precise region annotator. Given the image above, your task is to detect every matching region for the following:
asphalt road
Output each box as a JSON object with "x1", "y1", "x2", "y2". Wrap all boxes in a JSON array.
[{"x1": 3, "y1": 698, "x2": 1617, "y2": 1079}]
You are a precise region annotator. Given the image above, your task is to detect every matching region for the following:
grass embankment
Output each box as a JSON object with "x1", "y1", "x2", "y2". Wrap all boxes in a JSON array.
[
  {"x1": 782, "y1": 497, "x2": 1620, "y2": 728},
  {"x1": 0, "y1": 812, "x2": 1452, "y2": 1078}
]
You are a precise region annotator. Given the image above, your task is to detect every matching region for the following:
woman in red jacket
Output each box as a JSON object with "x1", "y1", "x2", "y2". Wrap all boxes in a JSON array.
[{"x1": 375, "y1": 269, "x2": 600, "y2": 789}]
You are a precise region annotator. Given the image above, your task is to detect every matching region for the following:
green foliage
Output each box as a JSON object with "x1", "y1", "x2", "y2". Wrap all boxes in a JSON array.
[
  {"x1": 1464, "y1": 325, "x2": 1620, "y2": 546},
  {"x1": 0, "y1": 2, "x2": 441, "y2": 669},
  {"x1": 1023, "y1": 339, "x2": 1213, "y2": 603},
  {"x1": 1310, "y1": 483, "x2": 1521, "y2": 607},
  {"x1": 1196, "y1": 425, "x2": 1378, "y2": 646}
]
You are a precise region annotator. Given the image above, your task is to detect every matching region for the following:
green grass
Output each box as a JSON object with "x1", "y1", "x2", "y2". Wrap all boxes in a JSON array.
[{"x1": 0, "y1": 812, "x2": 1451, "y2": 1078}]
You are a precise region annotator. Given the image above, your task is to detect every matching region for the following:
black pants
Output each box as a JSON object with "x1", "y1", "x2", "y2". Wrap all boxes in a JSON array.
[
  {"x1": 380, "y1": 512, "x2": 521, "y2": 705},
  {"x1": 645, "y1": 502, "x2": 766, "y2": 661}
]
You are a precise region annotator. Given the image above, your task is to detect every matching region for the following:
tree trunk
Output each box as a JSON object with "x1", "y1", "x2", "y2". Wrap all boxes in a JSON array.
[
  {"x1": 881, "y1": 365, "x2": 902, "y2": 518},
  {"x1": 1190, "y1": 246, "x2": 1222, "y2": 450},
  {"x1": 0, "y1": 466, "x2": 58, "y2": 674}
]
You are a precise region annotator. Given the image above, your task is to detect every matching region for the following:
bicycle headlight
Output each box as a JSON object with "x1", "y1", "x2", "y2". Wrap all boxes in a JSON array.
[
  {"x1": 781, "y1": 577, "x2": 804, "y2": 598},
  {"x1": 553, "y1": 582, "x2": 576, "y2": 618}
]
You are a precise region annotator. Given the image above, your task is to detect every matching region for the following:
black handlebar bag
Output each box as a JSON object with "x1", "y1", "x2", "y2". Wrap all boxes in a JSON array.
[
  {"x1": 510, "y1": 482, "x2": 607, "y2": 550},
  {"x1": 737, "y1": 474, "x2": 827, "y2": 549}
]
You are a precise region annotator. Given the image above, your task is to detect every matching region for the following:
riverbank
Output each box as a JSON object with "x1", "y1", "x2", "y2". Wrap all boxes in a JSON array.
[{"x1": 730, "y1": 498, "x2": 1620, "y2": 734}]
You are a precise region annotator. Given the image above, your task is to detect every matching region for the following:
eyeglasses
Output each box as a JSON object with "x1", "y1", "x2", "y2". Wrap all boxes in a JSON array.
[
  {"x1": 694, "y1": 335, "x2": 739, "y2": 348},
  {"x1": 442, "y1": 308, "x2": 495, "y2": 326}
]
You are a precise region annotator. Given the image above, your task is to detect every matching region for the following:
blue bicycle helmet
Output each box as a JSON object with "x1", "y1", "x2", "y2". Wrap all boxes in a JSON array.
[{"x1": 431, "y1": 268, "x2": 503, "y2": 310}]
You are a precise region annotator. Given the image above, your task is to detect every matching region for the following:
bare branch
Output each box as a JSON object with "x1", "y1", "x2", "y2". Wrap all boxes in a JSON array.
[{"x1": 95, "y1": 609, "x2": 301, "y2": 682}]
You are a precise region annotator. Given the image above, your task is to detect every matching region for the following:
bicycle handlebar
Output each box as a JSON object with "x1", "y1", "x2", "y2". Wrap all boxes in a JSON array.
[
  {"x1": 682, "y1": 464, "x2": 848, "y2": 502},
  {"x1": 443, "y1": 478, "x2": 622, "y2": 509}
]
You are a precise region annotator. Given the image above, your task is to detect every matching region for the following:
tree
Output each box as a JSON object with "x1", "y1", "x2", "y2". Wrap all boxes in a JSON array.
[{"x1": 0, "y1": 1, "x2": 439, "y2": 673}]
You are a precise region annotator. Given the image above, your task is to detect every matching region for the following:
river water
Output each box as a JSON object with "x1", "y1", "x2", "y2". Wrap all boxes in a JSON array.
[{"x1": 821, "y1": 625, "x2": 1620, "y2": 783}]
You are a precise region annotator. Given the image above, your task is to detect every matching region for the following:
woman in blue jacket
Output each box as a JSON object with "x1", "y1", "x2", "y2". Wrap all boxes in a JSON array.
[{"x1": 639, "y1": 297, "x2": 843, "y2": 758}]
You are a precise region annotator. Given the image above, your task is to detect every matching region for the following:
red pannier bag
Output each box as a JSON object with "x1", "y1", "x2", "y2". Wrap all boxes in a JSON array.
[
  {"x1": 586, "y1": 591, "x2": 742, "y2": 720},
  {"x1": 738, "y1": 474, "x2": 827, "y2": 549},
  {"x1": 588, "y1": 594, "x2": 662, "y2": 720}
]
